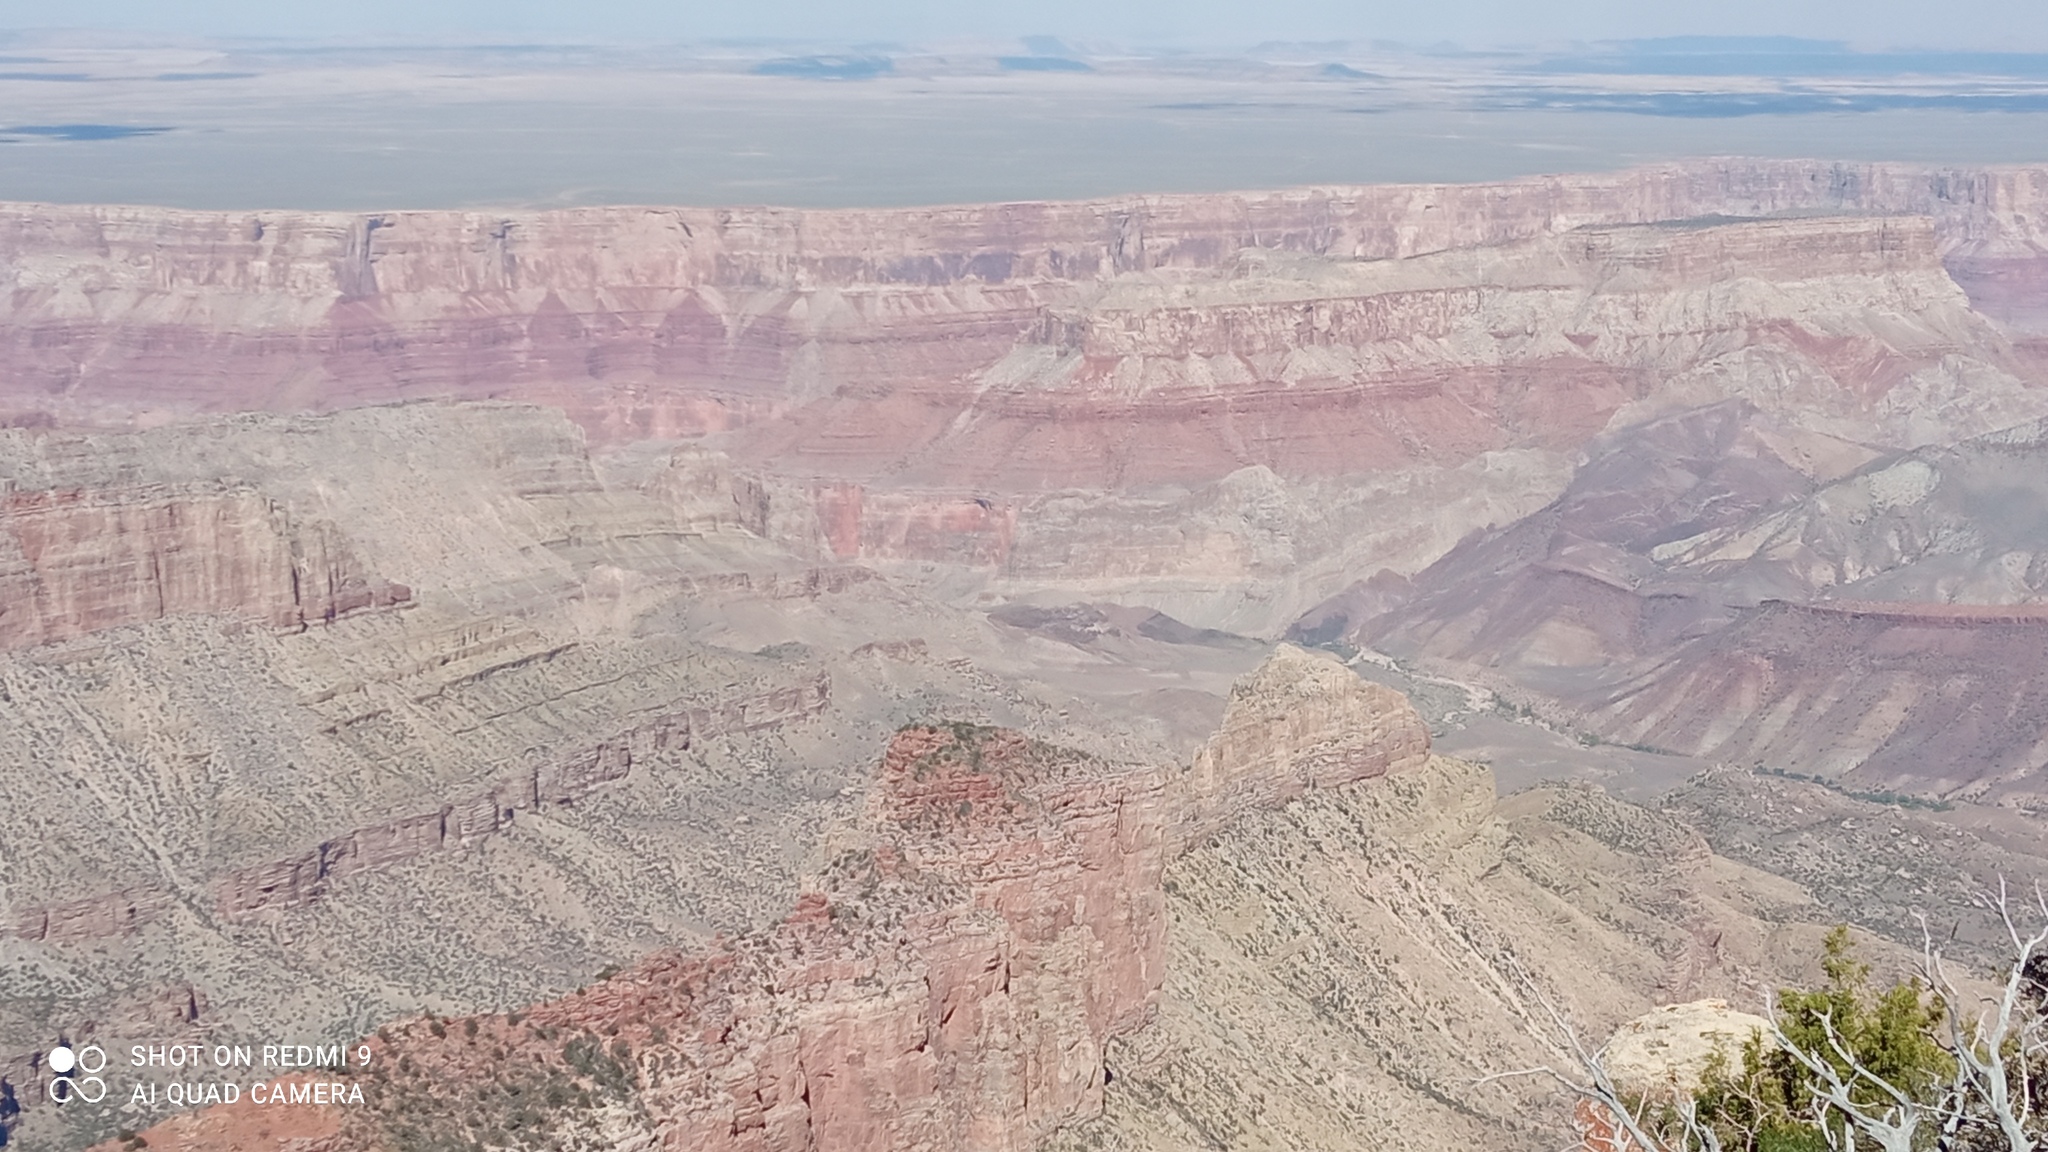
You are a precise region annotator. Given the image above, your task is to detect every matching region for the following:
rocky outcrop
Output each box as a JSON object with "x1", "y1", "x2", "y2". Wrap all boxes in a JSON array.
[
  {"x1": 113, "y1": 648, "x2": 1431, "y2": 1152},
  {"x1": 646, "y1": 446, "x2": 772, "y2": 536},
  {"x1": 0, "y1": 483, "x2": 408, "y2": 648},
  {"x1": 8, "y1": 887, "x2": 170, "y2": 943},
  {"x1": 1601, "y1": 1000, "x2": 1772, "y2": 1098},
  {"x1": 1575, "y1": 1000, "x2": 1776, "y2": 1151},
  {"x1": 1182, "y1": 643, "x2": 1429, "y2": 841}
]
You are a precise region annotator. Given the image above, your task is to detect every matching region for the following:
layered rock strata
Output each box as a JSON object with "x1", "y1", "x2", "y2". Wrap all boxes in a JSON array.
[
  {"x1": 731, "y1": 205, "x2": 2036, "y2": 632},
  {"x1": 1182, "y1": 642, "x2": 1429, "y2": 840},
  {"x1": 1586, "y1": 601, "x2": 2048, "y2": 803},
  {"x1": 0, "y1": 484, "x2": 408, "y2": 649},
  {"x1": 8, "y1": 164, "x2": 2045, "y2": 628},
  {"x1": 113, "y1": 646, "x2": 1429, "y2": 1152},
  {"x1": 3, "y1": 162, "x2": 2043, "y2": 440},
  {"x1": 734, "y1": 212, "x2": 2032, "y2": 493},
  {"x1": 1354, "y1": 406, "x2": 2048, "y2": 799},
  {"x1": 207, "y1": 673, "x2": 832, "y2": 923}
]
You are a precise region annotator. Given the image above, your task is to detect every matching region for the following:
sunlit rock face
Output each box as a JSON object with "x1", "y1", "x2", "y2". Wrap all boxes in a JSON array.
[
  {"x1": 108, "y1": 650, "x2": 1439, "y2": 1152},
  {"x1": 6, "y1": 162, "x2": 2046, "y2": 631},
  {"x1": 1181, "y1": 642, "x2": 1429, "y2": 840}
]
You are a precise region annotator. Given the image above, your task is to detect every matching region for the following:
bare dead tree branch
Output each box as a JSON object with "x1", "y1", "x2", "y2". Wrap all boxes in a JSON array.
[{"x1": 1477, "y1": 958, "x2": 1696, "y2": 1151}]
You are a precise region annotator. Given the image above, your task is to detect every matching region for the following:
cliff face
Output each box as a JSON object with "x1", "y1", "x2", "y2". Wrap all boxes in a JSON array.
[
  {"x1": 727, "y1": 211, "x2": 2029, "y2": 490},
  {"x1": 0, "y1": 483, "x2": 407, "y2": 648},
  {"x1": 1182, "y1": 643, "x2": 1430, "y2": 840},
  {"x1": 722, "y1": 202, "x2": 2035, "y2": 632},
  {"x1": 115, "y1": 647, "x2": 1429, "y2": 1152},
  {"x1": 6, "y1": 163, "x2": 2044, "y2": 629},
  {"x1": 3, "y1": 161, "x2": 2041, "y2": 443}
]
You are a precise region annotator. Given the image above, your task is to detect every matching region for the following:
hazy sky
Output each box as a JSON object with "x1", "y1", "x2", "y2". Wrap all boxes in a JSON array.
[{"x1": 4, "y1": 0, "x2": 2046, "y2": 52}]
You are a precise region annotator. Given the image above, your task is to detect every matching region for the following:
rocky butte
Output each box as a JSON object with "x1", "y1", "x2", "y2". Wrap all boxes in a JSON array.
[{"x1": 109, "y1": 645, "x2": 1431, "y2": 1152}]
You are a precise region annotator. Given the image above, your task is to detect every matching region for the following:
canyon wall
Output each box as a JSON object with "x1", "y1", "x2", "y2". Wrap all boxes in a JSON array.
[
  {"x1": 1357, "y1": 404, "x2": 2048, "y2": 800},
  {"x1": 3, "y1": 161, "x2": 2043, "y2": 441},
  {"x1": 6, "y1": 163, "x2": 2044, "y2": 623},
  {"x1": 721, "y1": 205, "x2": 2041, "y2": 627},
  {"x1": 0, "y1": 483, "x2": 408, "y2": 649},
  {"x1": 115, "y1": 646, "x2": 1430, "y2": 1152}
]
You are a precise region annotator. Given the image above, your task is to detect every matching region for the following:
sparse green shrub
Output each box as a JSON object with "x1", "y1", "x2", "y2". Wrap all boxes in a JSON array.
[{"x1": 1641, "y1": 927, "x2": 1952, "y2": 1151}]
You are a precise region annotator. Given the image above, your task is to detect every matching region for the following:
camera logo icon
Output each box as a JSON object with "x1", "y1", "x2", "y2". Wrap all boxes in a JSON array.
[{"x1": 47, "y1": 1044, "x2": 107, "y2": 1105}]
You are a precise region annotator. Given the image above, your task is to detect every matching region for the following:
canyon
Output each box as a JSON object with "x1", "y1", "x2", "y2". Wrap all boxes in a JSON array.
[
  {"x1": 1354, "y1": 401, "x2": 2048, "y2": 802},
  {"x1": 87, "y1": 649, "x2": 1904, "y2": 1152},
  {"x1": 5, "y1": 162, "x2": 2048, "y2": 638},
  {"x1": 112, "y1": 647, "x2": 1425, "y2": 1152},
  {"x1": 6, "y1": 158, "x2": 2048, "y2": 1150}
]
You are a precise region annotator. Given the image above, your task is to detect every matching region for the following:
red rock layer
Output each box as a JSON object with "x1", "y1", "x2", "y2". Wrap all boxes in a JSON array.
[
  {"x1": 0, "y1": 484, "x2": 408, "y2": 649},
  {"x1": 4, "y1": 162, "x2": 2043, "y2": 441},
  {"x1": 812, "y1": 484, "x2": 1020, "y2": 563},
  {"x1": 756, "y1": 360, "x2": 1646, "y2": 492},
  {"x1": 117, "y1": 669, "x2": 1431, "y2": 1152}
]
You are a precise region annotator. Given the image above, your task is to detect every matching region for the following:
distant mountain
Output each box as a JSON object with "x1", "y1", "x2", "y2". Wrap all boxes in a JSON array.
[{"x1": 751, "y1": 54, "x2": 893, "y2": 80}]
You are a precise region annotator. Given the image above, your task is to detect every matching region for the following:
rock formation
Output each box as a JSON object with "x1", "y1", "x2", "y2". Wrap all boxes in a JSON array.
[
  {"x1": 1182, "y1": 642, "x2": 1428, "y2": 839},
  {"x1": 108, "y1": 646, "x2": 1429, "y2": 1151},
  {"x1": 1354, "y1": 405, "x2": 2048, "y2": 800},
  {"x1": 5, "y1": 162, "x2": 2047, "y2": 630},
  {"x1": 9, "y1": 160, "x2": 2048, "y2": 1150},
  {"x1": 0, "y1": 482, "x2": 409, "y2": 649},
  {"x1": 1573, "y1": 1000, "x2": 1776, "y2": 1152},
  {"x1": 1600, "y1": 1000, "x2": 1773, "y2": 1099}
]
